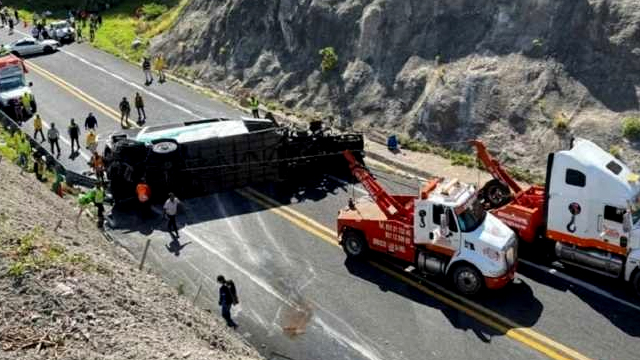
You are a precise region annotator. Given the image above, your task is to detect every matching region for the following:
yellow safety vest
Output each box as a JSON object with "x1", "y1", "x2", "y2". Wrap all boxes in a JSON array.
[{"x1": 94, "y1": 188, "x2": 105, "y2": 204}]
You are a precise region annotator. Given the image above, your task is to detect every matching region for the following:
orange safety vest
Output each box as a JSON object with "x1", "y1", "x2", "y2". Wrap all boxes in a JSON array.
[
  {"x1": 136, "y1": 183, "x2": 151, "y2": 203},
  {"x1": 91, "y1": 154, "x2": 104, "y2": 170}
]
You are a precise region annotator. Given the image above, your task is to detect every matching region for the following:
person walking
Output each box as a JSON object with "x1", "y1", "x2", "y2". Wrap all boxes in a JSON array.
[
  {"x1": 217, "y1": 275, "x2": 238, "y2": 328},
  {"x1": 142, "y1": 57, "x2": 153, "y2": 85},
  {"x1": 84, "y1": 112, "x2": 98, "y2": 131},
  {"x1": 85, "y1": 130, "x2": 97, "y2": 152},
  {"x1": 76, "y1": 24, "x2": 83, "y2": 42},
  {"x1": 47, "y1": 123, "x2": 61, "y2": 158},
  {"x1": 154, "y1": 54, "x2": 166, "y2": 83},
  {"x1": 119, "y1": 97, "x2": 130, "y2": 128},
  {"x1": 68, "y1": 118, "x2": 80, "y2": 155},
  {"x1": 163, "y1": 192, "x2": 180, "y2": 238},
  {"x1": 134, "y1": 92, "x2": 146, "y2": 125},
  {"x1": 89, "y1": 22, "x2": 95, "y2": 42},
  {"x1": 248, "y1": 95, "x2": 260, "y2": 118},
  {"x1": 14, "y1": 8, "x2": 19, "y2": 24},
  {"x1": 7, "y1": 16, "x2": 12, "y2": 34},
  {"x1": 33, "y1": 113, "x2": 45, "y2": 142}
]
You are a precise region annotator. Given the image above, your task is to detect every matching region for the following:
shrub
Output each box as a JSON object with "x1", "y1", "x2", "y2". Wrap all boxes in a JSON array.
[
  {"x1": 553, "y1": 113, "x2": 569, "y2": 131},
  {"x1": 622, "y1": 117, "x2": 640, "y2": 140},
  {"x1": 141, "y1": 3, "x2": 169, "y2": 20},
  {"x1": 609, "y1": 145, "x2": 622, "y2": 159},
  {"x1": 319, "y1": 47, "x2": 338, "y2": 73}
]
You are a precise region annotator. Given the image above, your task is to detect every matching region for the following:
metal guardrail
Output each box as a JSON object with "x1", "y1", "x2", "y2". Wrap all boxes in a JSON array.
[{"x1": 0, "y1": 109, "x2": 96, "y2": 188}]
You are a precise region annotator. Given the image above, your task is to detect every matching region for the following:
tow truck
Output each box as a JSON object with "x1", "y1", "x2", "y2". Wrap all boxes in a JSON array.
[
  {"x1": 473, "y1": 138, "x2": 640, "y2": 296},
  {"x1": 337, "y1": 151, "x2": 518, "y2": 296}
]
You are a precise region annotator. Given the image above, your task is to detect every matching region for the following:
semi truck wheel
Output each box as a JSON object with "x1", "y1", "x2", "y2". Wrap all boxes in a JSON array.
[
  {"x1": 452, "y1": 264, "x2": 484, "y2": 296},
  {"x1": 632, "y1": 270, "x2": 640, "y2": 298},
  {"x1": 342, "y1": 230, "x2": 367, "y2": 258},
  {"x1": 481, "y1": 179, "x2": 511, "y2": 208}
]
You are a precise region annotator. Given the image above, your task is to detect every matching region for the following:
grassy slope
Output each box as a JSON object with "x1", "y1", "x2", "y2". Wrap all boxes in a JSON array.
[{"x1": 5, "y1": 0, "x2": 188, "y2": 62}]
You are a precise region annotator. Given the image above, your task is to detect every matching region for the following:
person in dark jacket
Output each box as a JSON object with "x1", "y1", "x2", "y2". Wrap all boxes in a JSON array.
[
  {"x1": 68, "y1": 118, "x2": 80, "y2": 154},
  {"x1": 134, "y1": 92, "x2": 146, "y2": 124},
  {"x1": 85, "y1": 112, "x2": 98, "y2": 131},
  {"x1": 142, "y1": 57, "x2": 153, "y2": 85},
  {"x1": 217, "y1": 275, "x2": 238, "y2": 328},
  {"x1": 119, "y1": 97, "x2": 131, "y2": 128}
]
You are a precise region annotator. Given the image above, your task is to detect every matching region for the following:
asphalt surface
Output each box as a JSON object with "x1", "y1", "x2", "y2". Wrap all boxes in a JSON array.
[{"x1": 3, "y1": 28, "x2": 640, "y2": 360}]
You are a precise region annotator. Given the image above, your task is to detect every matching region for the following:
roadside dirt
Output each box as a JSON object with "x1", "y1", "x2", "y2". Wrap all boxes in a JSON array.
[{"x1": 0, "y1": 160, "x2": 262, "y2": 360}]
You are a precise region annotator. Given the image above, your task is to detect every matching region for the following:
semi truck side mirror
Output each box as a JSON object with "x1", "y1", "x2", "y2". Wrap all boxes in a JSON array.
[{"x1": 623, "y1": 212, "x2": 632, "y2": 233}]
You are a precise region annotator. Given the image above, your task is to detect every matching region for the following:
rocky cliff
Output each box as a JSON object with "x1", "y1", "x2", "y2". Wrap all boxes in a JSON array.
[{"x1": 153, "y1": 0, "x2": 640, "y2": 170}]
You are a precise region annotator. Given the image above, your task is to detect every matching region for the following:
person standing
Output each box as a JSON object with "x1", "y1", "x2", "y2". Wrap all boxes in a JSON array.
[
  {"x1": 17, "y1": 134, "x2": 30, "y2": 175},
  {"x1": 248, "y1": 95, "x2": 260, "y2": 118},
  {"x1": 7, "y1": 16, "x2": 13, "y2": 35},
  {"x1": 142, "y1": 57, "x2": 153, "y2": 85},
  {"x1": 217, "y1": 275, "x2": 238, "y2": 328},
  {"x1": 89, "y1": 150, "x2": 105, "y2": 182},
  {"x1": 134, "y1": 92, "x2": 146, "y2": 125},
  {"x1": 163, "y1": 192, "x2": 180, "y2": 238},
  {"x1": 47, "y1": 123, "x2": 60, "y2": 158},
  {"x1": 119, "y1": 97, "x2": 130, "y2": 128},
  {"x1": 68, "y1": 118, "x2": 80, "y2": 154},
  {"x1": 33, "y1": 114, "x2": 45, "y2": 142},
  {"x1": 34, "y1": 155, "x2": 46, "y2": 181},
  {"x1": 136, "y1": 178, "x2": 151, "y2": 218},
  {"x1": 154, "y1": 54, "x2": 166, "y2": 83},
  {"x1": 13, "y1": 8, "x2": 18, "y2": 24},
  {"x1": 89, "y1": 22, "x2": 95, "y2": 42},
  {"x1": 76, "y1": 23, "x2": 83, "y2": 42},
  {"x1": 94, "y1": 182, "x2": 105, "y2": 228},
  {"x1": 21, "y1": 92, "x2": 32, "y2": 118}
]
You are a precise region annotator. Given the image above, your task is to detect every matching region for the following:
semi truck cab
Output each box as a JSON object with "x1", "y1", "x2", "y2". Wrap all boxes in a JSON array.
[{"x1": 546, "y1": 138, "x2": 640, "y2": 281}]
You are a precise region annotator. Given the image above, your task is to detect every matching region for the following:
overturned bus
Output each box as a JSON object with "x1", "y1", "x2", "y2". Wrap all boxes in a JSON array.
[{"x1": 105, "y1": 117, "x2": 364, "y2": 202}]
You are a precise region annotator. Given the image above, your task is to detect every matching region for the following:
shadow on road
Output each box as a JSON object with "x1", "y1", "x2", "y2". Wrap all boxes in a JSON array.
[
  {"x1": 343, "y1": 257, "x2": 544, "y2": 343},
  {"x1": 517, "y1": 262, "x2": 640, "y2": 337}
]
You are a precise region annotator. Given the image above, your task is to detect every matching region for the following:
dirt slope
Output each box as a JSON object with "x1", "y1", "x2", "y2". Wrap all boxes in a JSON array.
[
  {"x1": 153, "y1": 0, "x2": 640, "y2": 172},
  {"x1": 0, "y1": 160, "x2": 261, "y2": 360}
]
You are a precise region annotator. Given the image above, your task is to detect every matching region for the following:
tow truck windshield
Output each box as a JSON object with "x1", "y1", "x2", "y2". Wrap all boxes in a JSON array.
[
  {"x1": 0, "y1": 75, "x2": 25, "y2": 92},
  {"x1": 457, "y1": 197, "x2": 487, "y2": 233}
]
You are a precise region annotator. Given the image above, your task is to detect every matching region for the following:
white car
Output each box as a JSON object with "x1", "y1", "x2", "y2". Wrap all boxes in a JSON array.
[
  {"x1": 3, "y1": 37, "x2": 59, "y2": 57},
  {"x1": 48, "y1": 21, "x2": 75, "y2": 43}
]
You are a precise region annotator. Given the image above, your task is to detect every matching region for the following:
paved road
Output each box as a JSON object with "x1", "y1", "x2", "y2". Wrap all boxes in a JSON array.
[{"x1": 3, "y1": 29, "x2": 640, "y2": 360}]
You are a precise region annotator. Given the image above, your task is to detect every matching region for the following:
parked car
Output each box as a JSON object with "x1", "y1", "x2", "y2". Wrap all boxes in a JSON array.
[
  {"x1": 48, "y1": 21, "x2": 75, "y2": 43},
  {"x1": 3, "y1": 37, "x2": 59, "y2": 57}
]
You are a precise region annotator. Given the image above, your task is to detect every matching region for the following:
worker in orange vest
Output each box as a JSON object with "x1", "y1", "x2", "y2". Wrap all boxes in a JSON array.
[
  {"x1": 136, "y1": 178, "x2": 151, "y2": 218},
  {"x1": 89, "y1": 151, "x2": 105, "y2": 183}
]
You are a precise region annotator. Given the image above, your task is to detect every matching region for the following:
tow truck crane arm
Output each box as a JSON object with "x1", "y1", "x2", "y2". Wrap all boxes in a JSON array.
[
  {"x1": 343, "y1": 150, "x2": 412, "y2": 222},
  {"x1": 470, "y1": 140, "x2": 522, "y2": 194}
]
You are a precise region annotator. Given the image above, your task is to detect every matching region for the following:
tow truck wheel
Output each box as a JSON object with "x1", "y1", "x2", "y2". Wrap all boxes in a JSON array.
[
  {"x1": 452, "y1": 264, "x2": 484, "y2": 296},
  {"x1": 342, "y1": 231, "x2": 367, "y2": 258},
  {"x1": 632, "y1": 270, "x2": 640, "y2": 298}
]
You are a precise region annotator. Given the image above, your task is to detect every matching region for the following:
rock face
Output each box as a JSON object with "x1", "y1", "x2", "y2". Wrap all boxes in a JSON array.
[{"x1": 153, "y1": 0, "x2": 640, "y2": 170}]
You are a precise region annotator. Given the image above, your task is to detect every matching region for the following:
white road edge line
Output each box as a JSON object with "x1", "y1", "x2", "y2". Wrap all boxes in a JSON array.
[
  {"x1": 40, "y1": 120, "x2": 91, "y2": 161},
  {"x1": 15, "y1": 28, "x2": 201, "y2": 119},
  {"x1": 520, "y1": 259, "x2": 640, "y2": 312},
  {"x1": 329, "y1": 174, "x2": 640, "y2": 312},
  {"x1": 147, "y1": 206, "x2": 387, "y2": 360},
  {"x1": 59, "y1": 49, "x2": 200, "y2": 118}
]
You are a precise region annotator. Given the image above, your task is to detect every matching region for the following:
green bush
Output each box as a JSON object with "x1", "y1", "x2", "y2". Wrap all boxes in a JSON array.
[
  {"x1": 609, "y1": 145, "x2": 622, "y2": 159},
  {"x1": 141, "y1": 3, "x2": 169, "y2": 20},
  {"x1": 622, "y1": 117, "x2": 640, "y2": 140},
  {"x1": 553, "y1": 113, "x2": 569, "y2": 131},
  {"x1": 319, "y1": 47, "x2": 338, "y2": 73}
]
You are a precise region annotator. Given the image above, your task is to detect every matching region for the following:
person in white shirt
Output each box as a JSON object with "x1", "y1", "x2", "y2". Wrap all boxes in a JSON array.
[{"x1": 163, "y1": 192, "x2": 180, "y2": 238}]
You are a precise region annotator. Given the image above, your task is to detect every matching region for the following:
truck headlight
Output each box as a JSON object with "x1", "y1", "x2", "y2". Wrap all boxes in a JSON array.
[{"x1": 483, "y1": 248, "x2": 500, "y2": 262}]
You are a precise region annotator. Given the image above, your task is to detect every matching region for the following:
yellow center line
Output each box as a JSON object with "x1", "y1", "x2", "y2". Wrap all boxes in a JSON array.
[
  {"x1": 236, "y1": 187, "x2": 595, "y2": 360},
  {"x1": 26, "y1": 60, "x2": 139, "y2": 128},
  {"x1": 26, "y1": 58, "x2": 594, "y2": 360}
]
